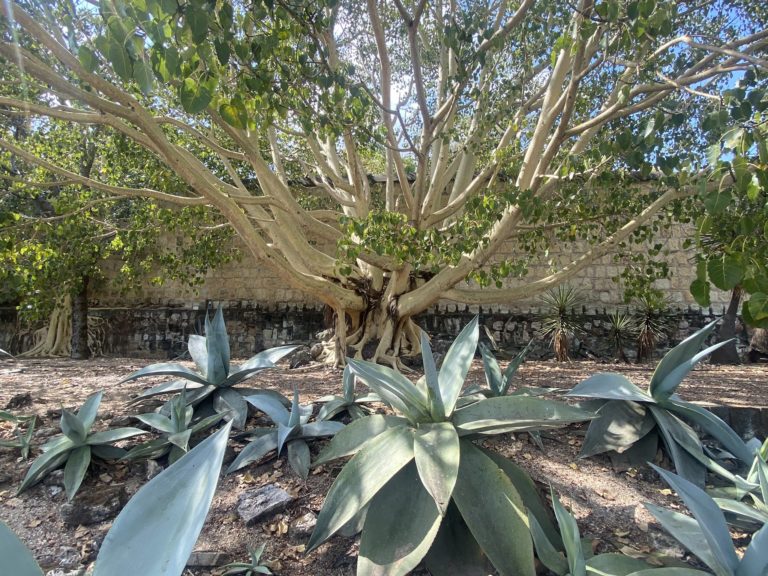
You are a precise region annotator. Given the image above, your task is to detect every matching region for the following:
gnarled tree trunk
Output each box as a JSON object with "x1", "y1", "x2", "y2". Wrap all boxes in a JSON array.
[
  {"x1": 70, "y1": 276, "x2": 90, "y2": 360},
  {"x1": 711, "y1": 286, "x2": 741, "y2": 365}
]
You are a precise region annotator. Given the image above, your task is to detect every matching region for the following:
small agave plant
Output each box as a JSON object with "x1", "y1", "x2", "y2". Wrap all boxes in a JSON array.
[
  {"x1": 18, "y1": 391, "x2": 145, "y2": 500},
  {"x1": 566, "y1": 321, "x2": 752, "y2": 487},
  {"x1": 646, "y1": 464, "x2": 768, "y2": 576},
  {"x1": 221, "y1": 543, "x2": 273, "y2": 575},
  {"x1": 227, "y1": 389, "x2": 344, "y2": 479},
  {"x1": 124, "y1": 388, "x2": 226, "y2": 464},
  {"x1": 0, "y1": 411, "x2": 36, "y2": 459},
  {"x1": 709, "y1": 439, "x2": 768, "y2": 531},
  {"x1": 123, "y1": 306, "x2": 297, "y2": 429},
  {"x1": 317, "y1": 365, "x2": 381, "y2": 421},
  {"x1": 307, "y1": 316, "x2": 594, "y2": 576}
]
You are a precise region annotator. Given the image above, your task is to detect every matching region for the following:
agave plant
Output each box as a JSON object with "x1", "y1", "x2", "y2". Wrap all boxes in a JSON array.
[
  {"x1": 607, "y1": 309, "x2": 639, "y2": 363},
  {"x1": 566, "y1": 321, "x2": 753, "y2": 487},
  {"x1": 123, "y1": 306, "x2": 297, "y2": 429},
  {"x1": 3, "y1": 423, "x2": 231, "y2": 576},
  {"x1": 634, "y1": 293, "x2": 673, "y2": 362},
  {"x1": 18, "y1": 391, "x2": 145, "y2": 500},
  {"x1": 227, "y1": 389, "x2": 344, "y2": 479},
  {"x1": 0, "y1": 411, "x2": 36, "y2": 459},
  {"x1": 124, "y1": 388, "x2": 226, "y2": 464},
  {"x1": 538, "y1": 285, "x2": 584, "y2": 361},
  {"x1": 317, "y1": 365, "x2": 381, "y2": 421},
  {"x1": 531, "y1": 487, "x2": 709, "y2": 576},
  {"x1": 221, "y1": 543, "x2": 273, "y2": 575},
  {"x1": 709, "y1": 439, "x2": 768, "y2": 531},
  {"x1": 307, "y1": 316, "x2": 594, "y2": 576},
  {"x1": 468, "y1": 340, "x2": 534, "y2": 398},
  {"x1": 646, "y1": 464, "x2": 768, "y2": 576}
]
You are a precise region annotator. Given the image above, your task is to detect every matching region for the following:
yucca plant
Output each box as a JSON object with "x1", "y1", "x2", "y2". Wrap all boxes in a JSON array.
[
  {"x1": 566, "y1": 321, "x2": 753, "y2": 487},
  {"x1": 306, "y1": 316, "x2": 594, "y2": 576},
  {"x1": 633, "y1": 293, "x2": 673, "y2": 362},
  {"x1": 123, "y1": 306, "x2": 297, "y2": 429},
  {"x1": 124, "y1": 388, "x2": 226, "y2": 464},
  {"x1": 709, "y1": 439, "x2": 768, "y2": 531},
  {"x1": 3, "y1": 423, "x2": 232, "y2": 576},
  {"x1": 18, "y1": 391, "x2": 145, "y2": 500},
  {"x1": 221, "y1": 543, "x2": 273, "y2": 575},
  {"x1": 0, "y1": 411, "x2": 36, "y2": 459},
  {"x1": 316, "y1": 365, "x2": 381, "y2": 421},
  {"x1": 607, "y1": 309, "x2": 639, "y2": 363},
  {"x1": 538, "y1": 285, "x2": 584, "y2": 361},
  {"x1": 227, "y1": 389, "x2": 344, "y2": 479},
  {"x1": 531, "y1": 487, "x2": 710, "y2": 576},
  {"x1": 646, "y1": 464, "x2": 768, "y2": 576}
]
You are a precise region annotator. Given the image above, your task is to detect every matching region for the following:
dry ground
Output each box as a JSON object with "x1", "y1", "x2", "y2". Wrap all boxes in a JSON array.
[{"x1": 0, "y1": 356, "x2": 766, "y2": 575}]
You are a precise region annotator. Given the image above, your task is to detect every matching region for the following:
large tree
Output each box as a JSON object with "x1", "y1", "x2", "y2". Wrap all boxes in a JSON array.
[{"x1": 0, "y1": 0, "x2": 765, "y2": 365}]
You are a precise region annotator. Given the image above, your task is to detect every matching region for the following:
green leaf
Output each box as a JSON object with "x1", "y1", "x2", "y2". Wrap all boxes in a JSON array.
[
  {"x1": 586, "y1": 553, "x2": 651, "y2": 576},
  {"x1": 0, "y1": 521, "x2": 43, "y2": 576},
  {"x1": 226, "y1": 432, "x2": 278, "y2": 474},
  {"x1": 567, "y1": 373, "x2": 654, "y2": 403},
  {"x1": 136, "y1": 413, "x2": 175, "y2": 434},
  {"x1": 287, "y1": 439, "x2": 310, "y2": 479},
  {"x1": 689, "y1": 279, "x2": 711, "y2": 307},
  {"x1": 452, "y1": 441, "x2": 535, "y2": 576},
  {"x1": 707, "y1": 255, "x2": 743, "y2": 291},
  {"x1": 748, "y1": 293, "x2": 768, "y2": 321},
  {"x1": 413, "y1": 422, "x2": 460, "y2": 515},
  {"x1": 421, "y1": 330, "x2": 445, "y2": 421},
  {"x1": 121, "y1": 363, "x2": 210, "y2": 387},
  {"x1": 580, "y1": 400, "x2": 655, "y2": 458},
  {"x1": 18, "y1": 436, "x2": 74, "y2": 494},
  {"x1": 439, "y1": 316, "x2": 479, "y2": 417},
  {"x1": 649, "y1": 407, "x2": 706, "y2": 486},
  {"x1": 297, "y1": 420, "x2": 344, "y2": 439},
  {"x1": 87, "y1": 428, "x2": 145, "y2": 445},
  {"x1": 179, "y1": 77, "x2": 213, "y2": 114},
  {"x1": 313, "y1": 414, "x2": 409, "y2": 466},
  {"x1": 61, "y1": 409, "x2": 87, "y2": 444},
  {"x1": 479, "y1": 342, "x2": 503, "y2": 395},
  {"x1": 552, "y1": 492, "x2": 586, "y2": 576},
  {"x1": 307, "y1": 426, "x2": 415, "y2": 552},
  {"x1": 78, "y1": 46, "x2": 98, "y2": 73},
  {"x1": 703, "y1": 188, "x2": 733, "y2": 215},
  {"x1": 63, "y1": 445, "x2": 91, "y2": 501},
  {"x1": 107, "y1": 38, "x2": 133, "y2": 81},
  {"x1": 133, "y1": 58, "x2": 154, "y2": 95},
  {"x1": 214, "y1": 388, "x2": 248, "y2": 429},
  {"x1": 737, "y1": 523, "x2": 768, "y2": 576},
  {"x1": 358, "y1": 462, "x2": 442, "y2": 575},
  {"x1": 188, "y1": 334, "x2": 208, "y2": 376},
  {"x1": 347, "y1": 358, "x2": 429, "y2": 422},
  {"x1": 167, "y1": 430, "x2": 192, "y2": 452},
  {"x1": 317, "y1": 397, "x2": 347, "y2": 421},
  {"x1": 186, "y1": 5, "x2": 209, "y2": 43},
  {"x1": 76, "y1": 391, "x2": 102, "y2": 432},
  {"x1": 206, "y1": 307, "x2": 230, "y2": 384},
  {"x1": 530, "y1": 513, "x2": 568, "y2": 576},
  {"x1": 225, "y1": 346, "x2": 297, "y2": 387},
  {"x1": 219, "y1": 101, "x2": 248, "y2": 130},
  {"x1": 94, "y1": 423, "x2": 231, "y2": 576},
  {"x1": 644, "y1": 504, "x2": 720, "y2": 574},
  {"x1": 424, "y1": 503, "x2": 491, "y2": 576},
  {"x1": 501, "y1": 340, "x2": 533, "y2": 395}
]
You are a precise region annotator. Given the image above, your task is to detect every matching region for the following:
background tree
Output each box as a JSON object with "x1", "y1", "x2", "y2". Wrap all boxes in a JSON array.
[{"x1": 0, "y1": 0, "x2": 765, "y2": 365}]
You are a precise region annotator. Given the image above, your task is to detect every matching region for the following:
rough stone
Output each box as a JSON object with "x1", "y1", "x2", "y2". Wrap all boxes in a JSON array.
[
  {"x1": 309, "y1": 343, "x2": 323, "y2": 359},
  {"x1": 57, "y1": 546, "x2": 81, "y2": 570},
  {"x1": 43, "y1": 469, "x2": 64, "y2": 487},
  {"x1": 187, "y1": 551, "x2": 230, "y2": 567},
  {"x1": 289, "y1": 348, "x2": 312, "y2": 369},
  {"x1": 237, "y1": 484, "x2": 295, "y2": 525},
  {"x1": 61, "y1": 484, "x2": 128, "y2": 527},
  {"x1": 45, "y1": 570, "x2": 86, "y2": 576},
  {"x1": 5, "y1": 392, "x2": 32, "y2": 409},
  {"x1": 144, "y1": 459, "x2": 163, "y2": 480},
  {"x1": 109, "y1": 415, "x2": 134, "y2": 427},
  {"x1": 290, "y1": 511, "x2": 317, "y2": 539}
]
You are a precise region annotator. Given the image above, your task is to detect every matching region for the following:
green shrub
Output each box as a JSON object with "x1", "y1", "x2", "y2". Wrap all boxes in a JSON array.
[
  {"x1": 538, "y1": 285, "x2": 584, "y2": 361},
  {"x1": 316, "y1": 365, "x2": 381, "y2": 421},
  {"x1": 307, "y1": 316, "x2": 593, "y2": 575},
  {"x1": 0, "y1": 410, "x2": 36, "y2": 459}
]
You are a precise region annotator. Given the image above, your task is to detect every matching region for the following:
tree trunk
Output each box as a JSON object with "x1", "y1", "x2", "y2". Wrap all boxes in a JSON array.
[
  {"x1": 749, "y1": 328, "x2": 768, "y2": 362},
  {"x1": 710, "y1": 286, "x2": 741, "y2": 364},
  {"x1": 70, "y1": 276, "x2": 90, "y2": 360}
]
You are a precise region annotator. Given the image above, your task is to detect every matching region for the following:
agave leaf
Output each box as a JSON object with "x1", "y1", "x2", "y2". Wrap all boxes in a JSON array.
[
  {"x1": 204, "y1": 306, "x2": 230, "y2": 386},
  {"x1": 348, "y1": 404, "x2": 367, "y2": 421},
  {"x1": 190, "y1": 412, "x2": 228, "y2": 434},
  {"x1": 454, "y1": 396, "x2": 594, "y2": 436},
  {"x1": 552, "y1": 492, "x2": 586, "y2": 576},
  {"x1": 276, "y1": 423, "x2": 299, "y2": 455},
  {"x1": 188, "y1": 334, "x2": 208, "y2": 377},
  {"x1": 288, "y1": 389, "x2": 301, "y2": 428},
  {"x1": 61, "y1": 409, "x2": 87, "y2": 444},
  {"x1": 651, "y1": 465, "x2": 739, "y2": 576},
  {"x1": 358, "y1": 462, "x2": 442, "y2": 576},
  {"x1": 225, "y1": 345, "x2": 298, "y2": 387},
  {"x1": 736, "y1": 522, "x2": 768, "y2": 576},
  {"x1": 530, "y1": 513, "x2": 569, "y2": 576},
  {"x1": 356, "y1": 393, "x2": 382, "y2": 403},
  {"x1": 452, "y1": 440, "x2": 536, "y2": 576},
  {"x1": 136, "y1": 413, "x2": 175, "y2": 434},
  {"x1": 714, "y1": 498, "x2": 768, "y2": 528},
  {"x1": 758, "y1": 456, "x2": 768, "y2": 506},
  {"x1": 567, "y1": 373, "x2": 655, "y2": 403},
  {"x1": 93, "y1": 423, "x2": 231, "y2": 576},
  {"x1": 501, "y1": 341, "x2": 533, "y2": 395},
  {"x1": 317, "y1": 397, "x2": 348, "y2": 421},
  {"x1": 653, "y1": 341, "x2": 733, "y2": 403},
  {"x1": 307, "y1": 426, "x2": 415, "y2": 552},
  {"x1": 123, "y1": 438, "x2": 172, "y2": 461},
  {"x1": 18, "y1": 438, "x2": 74, "y2": 493},
  {"x1": 63, "y1": 445, "x2": 91, "y2": 501},
  {"x1": 647, "y1": 321, "x2": 718, "y2": 401},
  {"x1": 479, "y1": 342, "x2": 503, "y2": 395},
  {"x1": 347, "y1": 358, "x2": 429, "y2": 422},
  {"x1": 298, "y1": 421, "x2": 345, "y2": 438},
  {"x1": 649, "y1": 407, "x2": 706, "y2": 487},
  {"x1": 342, "y1": 365, "x2": 355, "y2": 403},
  {"x1": 121, "y1": 363, "x2": 211, "y2": 386},
  {"x1": 0, "y1": 521, "x2": 43, "y2": 576},
  {"x1": 422, "y1": 330, "x2": 446, "y2": 421},
  {"x1": 439, "y1": 316, "x2": 479, "y2": 417},
  {"x1": 287, "y1": 439, "x2": 311, "y2": 479},
  {"x1": 87, "y1": 428, "x2": 146, "y2": 445},
  {"x1": 414, "y1": 422, "x2": 460, "y2": 515},
  {"x1": 168, "y1": 430, "x2": 192, "y2": 452},
  {"x1": 214, "y1": 388, "x2": 249, "y2": 429},
  {"x1": 663, "y1": 399, "x2": 752, "y2": 464},
  {"x1": 313, "y1": 414, "x2": 409, "y2": 466},
  {"x1": 77, "y1": 391, "x2": 103, "y2": 432},
  {"x1": 227, "y1": 432, "x2": 278, "y2": 474},
  {"x1": 626, "y1": 569, "x2": 711, "y2": 576},
  {"x1": 580, "y1": 401, "x2": 655, "y2": 458},
  {"x1": 585, "y1": 553, "x2": 652, "y2": 576},
  {"x1": 244, "y1": 393, "x2": 290, "y2": 425},
  {"x1": 424, "y1": 502, "x2": 492, "y2": 576}
]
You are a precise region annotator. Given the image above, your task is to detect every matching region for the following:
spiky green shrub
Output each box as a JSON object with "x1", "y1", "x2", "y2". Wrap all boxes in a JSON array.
[
  {"x1": 0, "y1": 411, "x2": 36, "y2": 459},
  {"x1": 607, "y1": 309, "x2": 639, "y2": 363},
  {"x1": 227, "y1": 389, "x2": 344, "y2": 479},
  {"x1": 567, "y1": 321, "x2": 752, "y2": 487},
  {"x1": 633, "y1": 293, "x2": 673, "y2": 362},
  {"x1": 538, "y1": 285, "x2": 584, "y2": 361},
  {"x1": 646, "y1": 464, "x2": 768, "y2": 576},
  {"x1": 531, "y1": 487, "x2": 710, "y2": 576},
  {"x1": 123, "y1": 306, "x2": 297, "y2": 429},
  {"x1": 469, "y1": 340, "x2": 534, "y2": 398},
  {"x1": 3, "y1": 423, "x2": 232, "y2": 576},
  {"x1": 307, "y1": 316, "x2": 593, "y2": 576},
  {"x1": 221, "y1": 543, "x2": 273, "y2": 575},
  {"x1": 316, "y1": 365, "x2": 381, "y2": 421},
  {"x1": 124, "y1": 388, "x2": 226, "y2": 464},
  {"x1": 18, "y1": 391, "x2": 145, "y2": 500}
]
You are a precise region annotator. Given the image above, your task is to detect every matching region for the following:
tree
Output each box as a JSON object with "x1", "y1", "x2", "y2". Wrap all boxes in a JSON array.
[{"x1": 0, "y1": 0, "x2": 765, "y2": 365}]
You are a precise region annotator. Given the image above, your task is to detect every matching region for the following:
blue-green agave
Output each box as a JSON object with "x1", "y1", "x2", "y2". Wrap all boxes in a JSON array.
[
  {"x1": 307, "y1": 316, "x2": 594, "y2": 576},
  {"x1": 123, "y1": 306, "x2": 297, "y2": 429},
  {"x1": 316, "y1": 365, "x2": 381, "y2": 421}
]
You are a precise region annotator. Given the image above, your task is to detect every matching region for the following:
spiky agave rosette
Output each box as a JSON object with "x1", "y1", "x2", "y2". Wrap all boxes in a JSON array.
[
  {"x1": 307, "y1": 316, "x2": 595, "y2": 576},
  {"x1": 122, "y1": 306, "x2": 297, "y2": 429}
]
